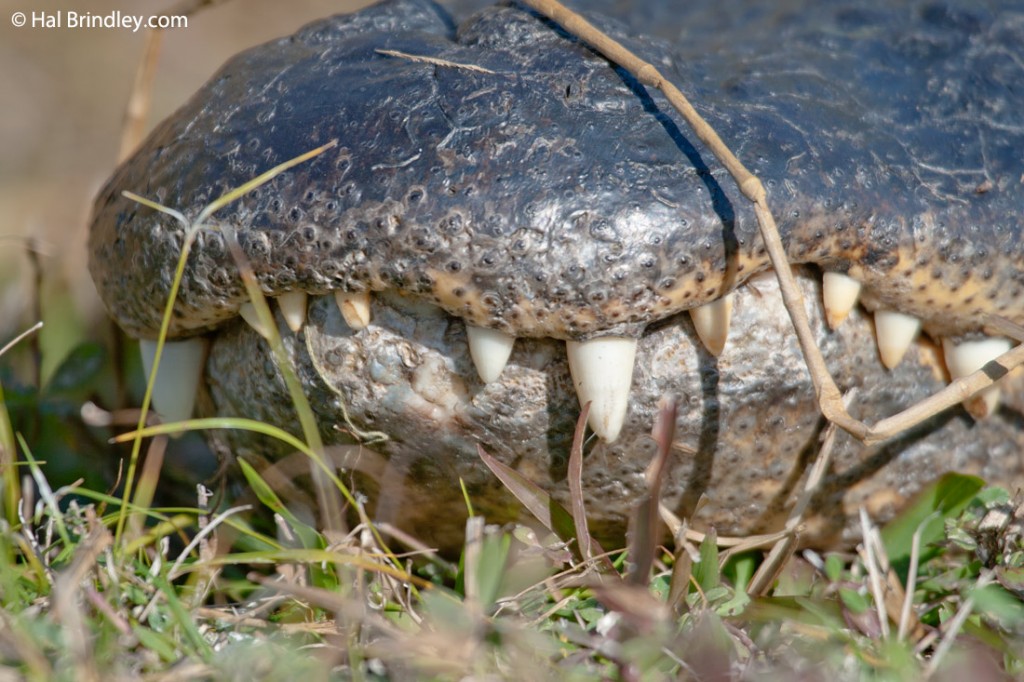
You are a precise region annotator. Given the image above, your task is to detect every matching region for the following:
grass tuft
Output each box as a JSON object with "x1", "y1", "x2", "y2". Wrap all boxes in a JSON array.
[
  {"x1": 2, "y1": 20, "x2": 1022, "y2": 673},
  {"x1": 0, "y1": 453, "x2": 1022, "y2": 679}
]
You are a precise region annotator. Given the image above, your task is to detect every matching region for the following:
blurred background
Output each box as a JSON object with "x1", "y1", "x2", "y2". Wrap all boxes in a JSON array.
[
  {"x1": 0, "y1": 0, "x2": 378, "y2": 381},
  {"x1": 0, "y1": 0, "x2": 381, "y2": 491}
]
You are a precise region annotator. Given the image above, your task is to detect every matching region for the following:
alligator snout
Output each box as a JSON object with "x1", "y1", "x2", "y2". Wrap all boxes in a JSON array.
[{"x1": 88, "y1": 0, "x2": 1024, "y2": 547}]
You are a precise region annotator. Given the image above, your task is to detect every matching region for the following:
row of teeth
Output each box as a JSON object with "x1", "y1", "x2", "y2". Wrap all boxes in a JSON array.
[
  {"x1": 140, "y1": 271, "x2": 1013, "y2": 442},
  {"x1": 823, "y1": 271, "x2": 1011, "y2": 421}
]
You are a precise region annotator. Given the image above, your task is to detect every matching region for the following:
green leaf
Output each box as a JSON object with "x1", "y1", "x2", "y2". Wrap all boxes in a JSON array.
[
  {"x1": 577, "y1": 606, "x2": 606, "y2": 626},
  {"x1": 475, "y1": 531, "x2": 511, "y2": 610},
  {"x1": 881, "y1": 472, "x2": 984, "y2": 578},
  {"x1": 973, "y1": 486, "x2": 1011, "y2": 506},
  {"x1": 692, "y1": 529, "x2": 720, "y2": 594},
  {"x1": 997, "y1": 565, "x2": 1024, "y2": 594},
  {"x1": 133, "y1": 624, "x2": 180, "y2": 662},
  {"x1": 716, "y1": 589, "x2": 751, "y2": 617},
  {"x1": 723, "y1": 551, "x2": 757, "y2": 593},
  {"x1": 824, "y1": 554, "x2": 844, "y2": 582},
  {"x1": 838, "y1": 587, "x2": 869, "y2": 614},
  {"x1": 972, "y1": 583, "x2": 1024, "y2": 627}
]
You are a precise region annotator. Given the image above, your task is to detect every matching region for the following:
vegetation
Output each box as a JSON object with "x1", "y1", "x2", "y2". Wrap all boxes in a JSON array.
[
  {"x1": 2, "y1": 3, "x2": 1022, "y2": 678},
  {"x1": 1, "y1": 311, "x2": 1023, "y2": 679}
]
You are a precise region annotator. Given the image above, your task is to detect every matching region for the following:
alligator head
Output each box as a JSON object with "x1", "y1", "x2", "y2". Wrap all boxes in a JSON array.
[{"x1": 88, "y1": 0, "x2": 1024, "y2": 549}]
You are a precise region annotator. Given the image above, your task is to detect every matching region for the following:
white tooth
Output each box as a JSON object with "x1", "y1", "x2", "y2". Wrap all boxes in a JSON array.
[
  {"x1": 466, "y1": 325, "x2": 515, "y2": 383},
  {"x1": 874, "y1": 310, "x2": 921, "y2": 369},
  {"x1": 566, "y1": 336, "x2": 637, "y2": 443},
  {"x1": 689, "y1": 294, "x2": 733, "y2": 357},
  {"x1": 239, "y1": 302, "x2": 273, "y2": 339},
  {"x1": 943, "y1": 337, "x2": 1013, "y2": 419},
  {"x1": 335, "y1": 291, "x2": 371, "y2": 330},
  {"x1": 822, "y1": 272, "x2": 862, "y2": 330},
  {"x1": 139, "y1": 338, "x2": 206, "y2": 427},
  {"x1": 277, "y1": 291, "x2": 308, "y2": 333}
]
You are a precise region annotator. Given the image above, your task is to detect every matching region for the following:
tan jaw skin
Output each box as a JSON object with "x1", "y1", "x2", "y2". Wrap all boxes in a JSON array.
[{"x1": 201, "y1": 269, "x2": 1024, "y2": 552}]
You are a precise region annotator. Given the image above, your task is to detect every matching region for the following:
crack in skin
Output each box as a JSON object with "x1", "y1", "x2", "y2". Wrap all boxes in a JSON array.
[{"x1": 87, "y1": 0, "x2": 1024, "y2": 549}]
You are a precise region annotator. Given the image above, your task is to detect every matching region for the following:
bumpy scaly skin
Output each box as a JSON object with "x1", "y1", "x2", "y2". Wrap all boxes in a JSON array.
[
  {"x1": 89, "y1": 0, "x2": 1024, "y2": 343},
  {"x1": 89, "y1": 0, "x2": 1024, "y2": 548},
  {"x1": 205, "y1": 270, "x2": 1024, "y2": 549}
]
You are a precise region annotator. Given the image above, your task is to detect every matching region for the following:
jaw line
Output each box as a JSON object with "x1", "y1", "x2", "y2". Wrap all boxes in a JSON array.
[{"x1": 200, "y1": 266, "x2": 1024, "y2": 551}]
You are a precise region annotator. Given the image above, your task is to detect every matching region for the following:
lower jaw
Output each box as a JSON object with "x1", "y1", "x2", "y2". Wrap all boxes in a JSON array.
[{"x1": 201, "y1": 267, "x2": 1024, "y2": 553}]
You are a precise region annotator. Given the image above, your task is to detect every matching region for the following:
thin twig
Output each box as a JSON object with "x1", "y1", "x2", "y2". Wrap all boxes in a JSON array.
[
  {"x1": 518, "y1": 0, "x2": 1024, "y2": 448},
  {"x1": 859, "y1": 508, "x2": 891, "y2": 639},
  {"x1": 568, "y1": 403, "x2": 593, "y2": 563},
  {"x1": 628, "y1": 399, "x2": 676, "y2": 585},
  {"x1": 747, "y1": 421, "x2": 838, "y2": 595},
  {"x1": 376, "y1": 48, "x2": 497, "y2": 74},
  {"x1": 659, "y1": 502, "x2": 791, "y2": 550},
  {"x1": 898, "y1": 513, "x2": 936, "y2": 642},
  {"x1": 0, "y1": 321, "x2": 43, "y2": 359}
]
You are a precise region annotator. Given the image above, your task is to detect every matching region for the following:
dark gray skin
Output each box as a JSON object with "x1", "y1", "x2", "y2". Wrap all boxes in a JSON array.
[
  {"x1": 89, "y1": 0, "x2": 1024, "y2": 342},
  {"x1": 89, "y1": 0, "x2": 1024, "y2": 549}
]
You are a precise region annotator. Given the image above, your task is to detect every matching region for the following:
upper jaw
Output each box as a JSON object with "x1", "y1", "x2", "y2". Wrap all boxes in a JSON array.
[
  {"x1": 89, "y1": 1, "x2": 1024, "y2": 351},
  {"x1": 93, "y1": 0, "x2": 1023, "y2": 431}
]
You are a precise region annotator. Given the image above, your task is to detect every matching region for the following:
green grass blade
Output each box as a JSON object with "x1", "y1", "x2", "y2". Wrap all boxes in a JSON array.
[
  {"x1": 693, "y1": 528, "x2": 720, "y2": 594},
  {"x1": 237, "y1": 458, "x2": 323, "y2": 550},
  {"x1": 18, "y1": 436, "x2": 72, "y2": 551},
  {"x1": 154, "y1": 575, "x2": 215, "y2": 660},
  {"x1": 0, "y1": 380, "x2": 18, "y2": 525},
  {"x1": 115, "y1": 140, "x2": 338, "y2": 549}
]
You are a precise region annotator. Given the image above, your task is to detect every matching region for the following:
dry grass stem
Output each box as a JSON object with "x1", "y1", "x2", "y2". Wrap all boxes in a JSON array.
[
  {"x1": 859, "y1": 508, "x2": 892, "y2": 639},
  {"x1": 568, "y1": 403, "x2": 592, "y2": 562},
  {"x1": 0, "y1": 321, "x2": 43, "y2": 359},
  {"x1": 375, "y1": 48, "x2": 497, "y2": 74},
  {"x1": 118, "y1": 29, "x2": 163, "y2": 160},
  {"x1": 519, "y1": 0, "x2": 1024, "y2": 448},
  {"x1": 898, "y1": 514, "x2": 936, "y2": 642},
  {"x1": 629, "y1": 399, "x2": 676, "y2": 585}
]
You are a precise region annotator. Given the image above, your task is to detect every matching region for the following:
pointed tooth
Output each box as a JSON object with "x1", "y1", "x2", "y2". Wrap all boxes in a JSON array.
[
  {"x1": 566, "y1": 336, "x2": 637, "y2": 442},
  {"x1": 335, "y1": 291, "x2": 371, "y2": 330},
  {"x1": 968, "y1": 391, "x2": 1002, "y2": 420},
  {"x1": 943, "y1": 337, "x2": 1013, "y2": 419},
  {"x1": 689, "y1": 294, "x2": 733, "y2": 357},
  {"x1": 139, "y1": 338, "x2": 206, "y2": 427},
  {"x1": 239, "y1": 302, "x2": 273, "y2": 339},
  {"x1": 278, "y1": 291, "x2": 308, "y2": 333},
  {"x1": 942, "y1": 337, "x2": 1013, "y2": 379},
  {"x1": 874, "y1": 310, "x2": 921, "y2": 369},
  {"x1": 822, "y1": 272, "x2": 862, "y2": 330},
  {"x1": 466, "y1": 325, "x2": 515, "y2": 383}
]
